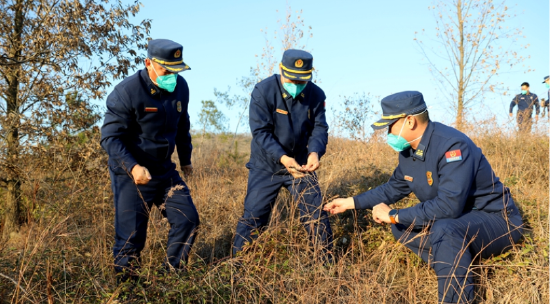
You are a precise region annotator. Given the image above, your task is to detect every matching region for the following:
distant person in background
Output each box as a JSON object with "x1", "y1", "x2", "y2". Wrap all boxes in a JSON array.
[
  {"x1": 509, "y1": 82, "x2": 539, "y2": 133},
  {"x1": 233, "y1": 49, "x2": 333, "y2": 261},
  {"x1": 542, "y1": 76, "x2": 549, "y2": 119}
]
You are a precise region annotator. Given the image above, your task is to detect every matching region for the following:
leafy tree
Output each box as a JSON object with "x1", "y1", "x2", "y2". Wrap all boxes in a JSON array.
[
  {"x1": 0, "y1": 0, "x2": 151, "y2": 238},
  {"x1": 198, "y1": 100, "x2": 227, "y2": 135}
]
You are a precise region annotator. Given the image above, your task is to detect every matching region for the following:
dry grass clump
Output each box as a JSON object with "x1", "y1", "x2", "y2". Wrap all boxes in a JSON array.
[{"x1": 0, "y1": 122, "x2": 547, "y2": 303}]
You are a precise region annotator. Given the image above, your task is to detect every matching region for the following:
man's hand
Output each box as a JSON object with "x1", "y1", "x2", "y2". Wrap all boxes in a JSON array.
[
  {"x1": 131, "y1": 164, "x2": 151, "y2": 185},
  {"x1": 182, "y1": 164, "x2": 193, "y2": 178},
  {"x1": 535, "y1": 115, "x2": 539, "y2": 123},
  {"x1": 280, "y1": 155, "x2": 306, "y2": 178},
  {"x1": 304, "y1": 152, "x2": 320, "y2": 172},
  {"x1": 323, "y1": 197, "x2": 355, "y2": 215},
  {"x1": 372, "y1": 203, "x2": 393, "y2": 224},
  {"x1": 509, "y1": 113, "x2": 513, "y2": 117}
]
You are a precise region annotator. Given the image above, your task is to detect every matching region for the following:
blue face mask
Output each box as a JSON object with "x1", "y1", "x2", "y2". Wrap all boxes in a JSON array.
[
  {"x1": 283, "y1": 82, "x2": 307, "y2": 98},
  {"x1": 151, "y1": 63, "x2": 177, "y2": 93},
  {"x1": 521, "y1": 90, "x2": 528, "y2": 95}
]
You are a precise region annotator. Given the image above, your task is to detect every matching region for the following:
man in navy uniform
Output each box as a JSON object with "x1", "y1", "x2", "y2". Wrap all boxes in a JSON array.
[
  {"x1": 509, "y1": 82, "x2": 539, "y2": 133},
  {"x1": 324, "y1": 91, "x2": 523, "y2": 303},
  {"x1": 232, "y1": 49, "x2": 333, "y2": 259},
  {"x1": 542, "y1": 76, "x2": 549, "y2": 118},
  {"x1": 101, "y1": 39, "x2": 200, "y2": 278}
]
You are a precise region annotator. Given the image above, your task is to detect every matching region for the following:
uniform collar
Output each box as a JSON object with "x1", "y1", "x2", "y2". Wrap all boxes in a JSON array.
[
  {"x1": 276, "y1": 74, "x2": 306, "y2": 102},
  {"x1": 140, "y1": 68, "x2": 161, "y2": 98},
  {"x1": 410, "y1": 120, "x2": 434, "y2": 161}
]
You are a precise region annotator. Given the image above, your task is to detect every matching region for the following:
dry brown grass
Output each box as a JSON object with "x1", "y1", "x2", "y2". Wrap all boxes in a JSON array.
[{"x1": 0, "y1": 122, "x2": 547, "y2": 303}]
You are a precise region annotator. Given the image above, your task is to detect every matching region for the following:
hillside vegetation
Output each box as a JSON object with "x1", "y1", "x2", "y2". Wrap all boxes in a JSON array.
[{"x1": 0, "y1": 123, "x2": 547, "y2": 303}]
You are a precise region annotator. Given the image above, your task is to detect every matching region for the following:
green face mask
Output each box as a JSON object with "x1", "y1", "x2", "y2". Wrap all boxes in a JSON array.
[
  {"x1": 545, "y1": 83, "x2": 549, "y2": 89},
  {"x1": 386, "y1": 117, "x2": 423, "y2": 152},
  {"x1": 521, "y1": 90, "x2": 528, "y2": 95},
  {"x1": 151, "y1": 63, "x2": 177, "y2": 93},
  {"x1": 283, "y1": 82, "x2": 307, "y2": 98},
  {"x1": 386, "y1": 120, "x2": 411, "y2": 152}
]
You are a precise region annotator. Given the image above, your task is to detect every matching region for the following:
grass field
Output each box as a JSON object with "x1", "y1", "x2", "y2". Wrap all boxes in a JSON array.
[{"x1": 0, "y1": 121, "x2": 548, "y2": 303}]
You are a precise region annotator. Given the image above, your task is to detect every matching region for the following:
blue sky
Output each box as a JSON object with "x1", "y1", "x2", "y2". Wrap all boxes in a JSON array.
[{"x1": 115, "y1": 0, "x2": 549, "y2": 132}]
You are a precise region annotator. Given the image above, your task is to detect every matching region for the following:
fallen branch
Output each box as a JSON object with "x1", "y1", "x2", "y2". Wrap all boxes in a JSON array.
[{"x1": 0, "y1": 271, "x2": 29, "y2": 296}]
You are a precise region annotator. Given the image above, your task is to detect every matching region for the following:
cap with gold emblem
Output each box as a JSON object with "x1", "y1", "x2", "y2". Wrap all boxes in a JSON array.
[
  {"x1": 147, "y1": 39, "x2": 190, "y2": 73},
  {"x1": 371, "y1": 91, "x2": 427, "y2": 130},
  {"x1": 279, "y1": 49, "x2": 313, "y2": 81}
]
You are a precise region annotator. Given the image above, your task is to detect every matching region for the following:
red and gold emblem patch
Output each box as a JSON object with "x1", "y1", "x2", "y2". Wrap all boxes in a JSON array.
[
  {"x1": 174, "y1": 49, "x2": 181, "y2": 58},
  {"x1": 295, "y1": 59, "x2": 304, "y2": 68},
  {"x1": 445, "y1": 149, "x2": 462, "y2": 163},
  {"x1": 426, "y1": 171, "x2": 433, "y2": 186}
]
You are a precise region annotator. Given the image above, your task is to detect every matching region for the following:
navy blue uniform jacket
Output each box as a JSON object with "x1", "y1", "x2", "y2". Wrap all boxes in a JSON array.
[
  {"x1": 247, "y1": 74, "x2": 328, "y2": 174},
  {"x1": 509, "y1": 93, "x2": 539, "y2": 115},
  {"x1": 100, "y1": 69, "x2": 192, "y2": 177},
  {"x1": 354, "y1": 121, "x2": 516, "y2": 227}
]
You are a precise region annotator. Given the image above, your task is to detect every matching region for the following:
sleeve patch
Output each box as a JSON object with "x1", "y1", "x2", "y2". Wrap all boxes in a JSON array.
[{"x1": 445, "y1": 149, "x2": 462, "y2": 162}]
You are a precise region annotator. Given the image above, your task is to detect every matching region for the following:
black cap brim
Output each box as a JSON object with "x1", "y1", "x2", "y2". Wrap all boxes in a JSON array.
[
  {"x1": 159, "y1": 62, "x2": 190, "y2": 73},
  {"x1": 371, "y1": 118, "x2": 399, "y2": 130}
]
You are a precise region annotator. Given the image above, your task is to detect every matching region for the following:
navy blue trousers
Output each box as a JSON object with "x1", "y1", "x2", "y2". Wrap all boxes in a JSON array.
[
  {"x1": 392, "y1": 206, "x2": 523, "y2": 303},
  {"x1": 109, "y1": 168, "x2": 200, "y2": 273},
  {"x1": 233, "y1": 169, "x2": 333, "y2": 256}
]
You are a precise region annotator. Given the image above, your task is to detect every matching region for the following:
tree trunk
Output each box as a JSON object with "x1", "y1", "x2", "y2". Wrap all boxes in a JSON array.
[
  {"x1": 456, "y1": 0, "x2": 465, "y2": 130},
  {"x1": 2, "y1": 0, "x2": 24, "y2": 239}
]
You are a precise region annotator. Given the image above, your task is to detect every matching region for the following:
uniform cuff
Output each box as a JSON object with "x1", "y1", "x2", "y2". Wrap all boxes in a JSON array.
[
  {"x1": 353, "y1": 195, "x2": 370, "y2": 210},
  {"x1": 395, "y1": 208, "x2": 414, "y2": 226},
  {"x1": 125, "y1": 161, "x2": 138, "y2": 174},
  {"x1": 308, "y1": 146, "x2": 325, "y2": 158},
  {"x1": 179, "y1": 158, "x2": 192, "y2": 167},
  {"x1": 274, "y1": 150, "x2": 287, "y2": 164}
]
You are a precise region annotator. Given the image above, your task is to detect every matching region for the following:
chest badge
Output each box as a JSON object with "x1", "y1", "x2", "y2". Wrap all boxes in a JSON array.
[
  {"x1": 276, "y1": 108, "x2": 288, "y2": 115},
  {"x1": 426, "y1": 171, "x2": 433, "y2": 186},
  {"x1": 177, "y1": 101, "x2": 182, "y2": 112},
  {"x1": 145, "y1": 107, "x2": 158, "y2": 113},
  {"x1": 404, "y1": 175, "x2": 413, "y2": 182}
]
